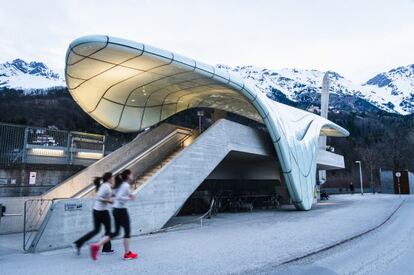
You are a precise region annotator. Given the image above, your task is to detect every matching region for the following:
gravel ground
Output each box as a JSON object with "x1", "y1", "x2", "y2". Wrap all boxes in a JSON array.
[{"x1": 0, "y1": 194, "x2": 403, "y2": 275}]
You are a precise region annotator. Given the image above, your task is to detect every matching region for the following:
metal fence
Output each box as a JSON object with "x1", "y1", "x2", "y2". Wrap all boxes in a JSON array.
[{"x1": 0, "y1": 123, "x2": 107, "y2": 167}]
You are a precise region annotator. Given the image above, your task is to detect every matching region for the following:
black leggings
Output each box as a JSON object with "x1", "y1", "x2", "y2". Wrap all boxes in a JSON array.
[
  {"x1": 111, "y1": 208, "x2": 131, "y2": 238},
  {"x1": 74, "y1": 209, "x2": 112, "y2": 248}
]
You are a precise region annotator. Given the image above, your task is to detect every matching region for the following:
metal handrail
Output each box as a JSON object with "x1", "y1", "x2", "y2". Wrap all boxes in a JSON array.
[
  {"x1": 200, "y1": 198, "x2": 216, "y2": 227},
  {"x1": 23, "y1": 198, "x2": 53, "y2": 252},
  {"x1": 132, "y1": 133, "x2": 194, "y2": 190},
  {"x1": 73, "y1": 128, "x2": 194, "y2": 198},
  {"x1": 23, "y1": 197, "x2": 71, "y2": 252},
  {"x1": 149, "y1": 198, "x2": 216, "y2": 235}
]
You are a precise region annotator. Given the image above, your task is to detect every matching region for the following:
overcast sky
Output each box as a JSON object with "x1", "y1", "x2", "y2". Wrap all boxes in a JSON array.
[{"x1": 1, "y1": 0, "x2": 413, "y2": 82}]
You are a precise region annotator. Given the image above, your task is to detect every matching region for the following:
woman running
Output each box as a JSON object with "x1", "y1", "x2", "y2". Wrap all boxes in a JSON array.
[
  {"x1": 111, "y1": 169, "x2": 138, "y2": 260},
  {"x1": 73, "y1": 172, "x2": 113, "y2": 260}
]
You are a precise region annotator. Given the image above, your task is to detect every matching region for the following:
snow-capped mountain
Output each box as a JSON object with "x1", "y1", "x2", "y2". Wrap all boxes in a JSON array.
[
  {"x1": 1, "y1": 58, "x2": 413, "y2": 115},
  {"x1": 0, "y1": 59, "x2": 65, "y2": 90},
  {"x1": 218, "y1": 64, "x2": 414, "y2": 115},
  {"x1": 363, "y1": 65, "x2": 414, "y2": 114}
]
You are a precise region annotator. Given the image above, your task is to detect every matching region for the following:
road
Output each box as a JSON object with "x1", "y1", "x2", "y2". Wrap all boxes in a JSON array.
[
  {"x1": 0, "y1": 194, "x2": 405, "y2": 274},
  {"x1": 257, "y1": 196, "x2": 414, "y2": 275}
]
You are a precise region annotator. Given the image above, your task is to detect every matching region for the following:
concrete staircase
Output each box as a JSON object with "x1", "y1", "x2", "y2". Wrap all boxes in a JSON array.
[
  {"x1": 133, "y1": 149, "x2": 182, "y2": 190},
  {"x1": 70, "y1": 124, "x2": 194, "y2": 198}
]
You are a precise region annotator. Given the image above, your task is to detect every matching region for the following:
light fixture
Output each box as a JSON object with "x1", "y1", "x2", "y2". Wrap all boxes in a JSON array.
[
  {"x1": 77, "y1": 152, "x2": 103, "y2": 159},
  {"x1": 30, "y1": 148, "x2": 65, "y2": 157}
]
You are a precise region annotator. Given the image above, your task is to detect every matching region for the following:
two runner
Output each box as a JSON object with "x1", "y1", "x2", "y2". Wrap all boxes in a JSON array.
[{"x1": 73, "y1": 170, "x2": 138, "y2": 261}]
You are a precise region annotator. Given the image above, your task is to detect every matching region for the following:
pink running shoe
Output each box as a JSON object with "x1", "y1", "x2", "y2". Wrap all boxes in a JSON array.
[
  {"x1": 90, "y1": 243, "x2": 100, "y2": 261},
  {"x1": 123, "y1": 251, "x2": 138, "y2": 260}
]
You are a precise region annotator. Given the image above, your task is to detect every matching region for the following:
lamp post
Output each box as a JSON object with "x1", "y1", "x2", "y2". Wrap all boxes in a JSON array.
[
  {"x1": 395, "y1": 171, "x2": 401, "y2": 198},
  {"x1": 197, "y1": 110, "x2": 204, "y2": 134},
  {"x1": 355, "y1": 161, "x2": 363, "y2": 195}
]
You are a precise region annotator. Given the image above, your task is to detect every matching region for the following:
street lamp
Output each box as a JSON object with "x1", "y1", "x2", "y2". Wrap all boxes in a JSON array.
[
  {"x1": 355, "y1": 161, "x2": 363, "y2": 195},
  {"x1": 197, "y1": 110, "x2": 204, "y2": 134}
]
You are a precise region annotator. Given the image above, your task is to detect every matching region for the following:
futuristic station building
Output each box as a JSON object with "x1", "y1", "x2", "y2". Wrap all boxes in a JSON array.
[{"x1": 65, "y1": 35, "x2": 348, "y2": 211}]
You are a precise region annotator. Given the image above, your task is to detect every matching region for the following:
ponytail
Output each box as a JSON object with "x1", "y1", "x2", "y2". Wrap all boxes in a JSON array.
[
  {"x1": 94, "y1": 172, "x2": 113, "y2": 191},
  {"x1": 93, "y1": 177, "x2": 102, "y2": 192}
]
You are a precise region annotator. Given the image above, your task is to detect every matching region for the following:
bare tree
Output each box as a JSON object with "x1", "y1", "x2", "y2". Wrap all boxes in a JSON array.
[{"x1": 358, "y1": 144, "x2": 384, "y2": 192}]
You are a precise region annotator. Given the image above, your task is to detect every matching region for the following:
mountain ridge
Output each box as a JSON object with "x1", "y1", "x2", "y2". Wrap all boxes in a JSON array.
[
  {"x1": 0, "y1": 59, "x2": 65, "y2": 91},
  {"x1": 1, "y1": 59, "x2": 413, "y2": 115},
  {"x1": 218, "y1": 63, "x2": 414, "y2": 115}
]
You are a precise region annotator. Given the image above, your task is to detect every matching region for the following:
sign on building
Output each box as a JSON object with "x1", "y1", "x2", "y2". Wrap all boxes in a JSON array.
[
  {"x1": 64, "y1": 203, "x2": 83, "y2": 211},
  {"x1": 29, "y1": 172, "x2": 37, "y2": 185}
]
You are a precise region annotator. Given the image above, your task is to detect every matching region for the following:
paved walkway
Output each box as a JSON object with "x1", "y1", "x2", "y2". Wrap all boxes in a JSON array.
[
  {"x1": 0, "y1": 194, "x2": 403, "y2": 274},
  {"x1": 256, "y1": 196, "x2": 414, "y2": 274}
]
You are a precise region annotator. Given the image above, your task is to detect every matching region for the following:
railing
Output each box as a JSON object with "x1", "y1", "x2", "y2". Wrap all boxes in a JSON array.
[
  {"x1": 74, "y1": 127, "x2": 194, "y2": 198},
  {"x1": 23, "y1": 199, "x2": 53, "y2": 252},
  {"x1": 149, "y1": 198, "x2": 217, "y2": 235},
  {"x1": 0, "y1": 122, "x2": 107, "y2": 168}
]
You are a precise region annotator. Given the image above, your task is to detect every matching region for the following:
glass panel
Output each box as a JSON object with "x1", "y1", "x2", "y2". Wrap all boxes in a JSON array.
[
  {"x1": 160, "y1": 104, "x2": 177, "y2": 121},
  {"x1": 213, "y1": 69, "x2": 230, "y2": 83},
  {"x1": 145, "y1": 45, "x2": 173, "y2": 60},
  {"x1": 91, "y1": 99, "x2": 123, "y2": 129},
  {"x1": 66, "y1": 57, "x2": 114, "y2": 80},
  {"x1": 72, "y1": 41, "x2": 107, "y2": 56},
  {"x1": 173, "y1": 53, "x2": 196, "y2": 68},
  {"x1": 108, "y1": 36, "x2": 144, "y2": 52},
  {"x1": 124, "y1": 72, "x2": 167, "y2": 107},
  {"x1": 117, "y1": 106, "x2": 144, "y2": 132},
  {"x1": 194, "y1": 62, "x2": 215, "y2": 76},
  {"x1": 90, "y1": 45, "x2": 143, "y2": 64},
  {"x1": 164, "y1": 71, "x2": 198, "y2": 82},
  {"x1": 122, "y1": 52, "x2": 171, "y2": 71},
  {"x1": 191, "y1": 77, "x2": 217, "y2": 86},
  {"x1": 66, "y1": 50, "x2": 86, "y2": 65},
  {"x1": 72, "y1": 65, "x2": 137, "y2": 111},
  {"x1": 141, "y1": 106, "x2": 162, "y2": 129},
  {"x1": 145, "y1": 81, "x2": 202, "y2": 107},
  {"x1": 228, "y1": 73, "x2": 244, "y2": 90},
  {"x1": 66, "y1": 76, "x2": 85, "y2": 90},
  {"x1": 163, "y1": 88, "x2": 193, "y2": 106},
  {"x1": 179, "y1": 95, "x2": 202, "y2": 111},
  {"x1": 103, "y1": 70, "x2": 147, "y2": 104},
  {"x1": 145, "y1": 89, "x2": 172, "y2": 107},
  {"x1": 150, "y1": 60, "x2": 193, "y2": 76}
]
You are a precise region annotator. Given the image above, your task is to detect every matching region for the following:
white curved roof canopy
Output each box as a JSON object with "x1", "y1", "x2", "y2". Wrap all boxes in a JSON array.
[{"x1": 65, "y1": 35, "x2": 349, "y2": 210}]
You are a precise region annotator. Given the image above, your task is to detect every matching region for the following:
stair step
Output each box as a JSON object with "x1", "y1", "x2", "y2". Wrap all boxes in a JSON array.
[{"x1": 131, "y1": 148, "x2": 185, "y2": 190}]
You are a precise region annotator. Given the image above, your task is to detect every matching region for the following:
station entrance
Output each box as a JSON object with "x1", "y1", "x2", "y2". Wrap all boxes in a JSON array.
[{"x1": 179, "y1": 151, "x2": 290, "y2": 215}]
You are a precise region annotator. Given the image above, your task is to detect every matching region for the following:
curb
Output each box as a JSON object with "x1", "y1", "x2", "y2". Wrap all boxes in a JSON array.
[{"x1": 279, "y1": 198, "x2": 406, "y2": 266}]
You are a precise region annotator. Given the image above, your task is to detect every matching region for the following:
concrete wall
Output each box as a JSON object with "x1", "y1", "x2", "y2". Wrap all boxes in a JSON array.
[
  {"x1": 0, "y1": 166, "x2": 81, "y2": 197},
  {"x1": 0, "y1": 196, "x2": 35, "y2": 234},
  {"x1": 381, "y1": 171, "x2": 395, "y2": 194},
  {"x1": 33, "y1": 119, "x2": 277, "y2": 252}
]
